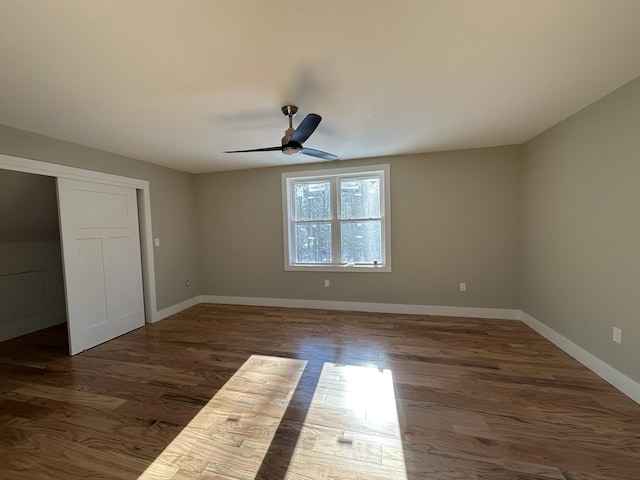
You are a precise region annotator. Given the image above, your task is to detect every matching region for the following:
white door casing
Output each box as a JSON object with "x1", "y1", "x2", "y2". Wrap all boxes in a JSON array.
[{"x1": 57, "y1": 178, "x2": 145, "y2": 355}]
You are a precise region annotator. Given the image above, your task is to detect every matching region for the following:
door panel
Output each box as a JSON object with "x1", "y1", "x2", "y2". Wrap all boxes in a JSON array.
[
  {"x1": 57, "y1": 178, "x2": 144, "y2": 355},
  {"x1": 75, "y1": 189, "x2": 129, "y2": 228},
  {"x1": 77, "y1": 237, "x2": 108, "y2": 326},
  {"x1": 109, "y1": 236, "x2": 136, "y2": 318}
]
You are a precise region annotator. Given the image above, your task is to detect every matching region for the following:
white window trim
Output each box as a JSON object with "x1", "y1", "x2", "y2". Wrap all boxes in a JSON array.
[{"x1": 282, "y1": 164, "x2": 391, "y2": 272}]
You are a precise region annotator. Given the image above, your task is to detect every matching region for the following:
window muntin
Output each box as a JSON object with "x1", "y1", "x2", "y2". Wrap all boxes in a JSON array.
[{"x1": 282, "y1": 165, "x2": 390, "y2": 272}]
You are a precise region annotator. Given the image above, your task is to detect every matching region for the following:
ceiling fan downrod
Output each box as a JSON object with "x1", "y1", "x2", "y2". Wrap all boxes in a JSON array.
[{"x1": 281, "y1": 105, "x2": 299, "y2": 153}]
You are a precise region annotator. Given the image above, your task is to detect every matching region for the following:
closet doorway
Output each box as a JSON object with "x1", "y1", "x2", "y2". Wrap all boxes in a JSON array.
[
  {"x1": 0, "y1": 170, "x2": 66, "y2": 343},
  {"x1": 0, "y1": 154, "x2": 158, "y2": 355}
]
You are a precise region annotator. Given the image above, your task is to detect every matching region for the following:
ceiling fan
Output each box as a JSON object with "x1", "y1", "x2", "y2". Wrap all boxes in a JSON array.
[{"x1": 224, "y1": 105, "x2": 338, "y2": 161}]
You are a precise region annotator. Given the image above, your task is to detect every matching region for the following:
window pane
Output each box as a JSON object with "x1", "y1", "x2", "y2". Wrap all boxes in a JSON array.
[
  {"x1": 340, "y1": 177, "x2": 381, "y2": 219},
  {"x1": 341, "y1": 220, "x2": 382, "y2": 264},
  {"x1": 294, "y1": 181, "x2": 331, "y2": 221},
  {"x1": 294, "y1": 222, "x2": 332, "y2": 263}
]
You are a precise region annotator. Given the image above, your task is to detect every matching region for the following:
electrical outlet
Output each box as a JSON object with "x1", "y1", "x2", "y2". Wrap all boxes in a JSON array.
[
  {"x1": 324, "y1": 279, "x2": 330, "y2": 288},
  {"x1": 612, "y1": 327, "x2": 622, "y2": 344},
  {"x1": 154, "y1": 238, "x2": 160, "y2": 247},
  {"x1": 185, "y1": 280, "x2": 190, "y2": 287},
  {"x1": 459, "y1": 282, "x2": 466, "y2": 292}
]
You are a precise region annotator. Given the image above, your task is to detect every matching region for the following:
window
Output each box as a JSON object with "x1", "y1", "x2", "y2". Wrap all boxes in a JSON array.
[{"x1": 282, "y1": 164, "x2": 391, "y2": 272}]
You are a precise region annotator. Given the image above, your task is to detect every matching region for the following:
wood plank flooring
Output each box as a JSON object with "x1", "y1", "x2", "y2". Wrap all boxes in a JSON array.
[
  {"x1": 140, "y1": 357, "x2": 407, "y2": 479},
  {"x1": 1, "y1": 303, "x2": 639, "y2": 479},
  {"x1": 139, "y1": 355, "x2": 309, "y2": 479}
]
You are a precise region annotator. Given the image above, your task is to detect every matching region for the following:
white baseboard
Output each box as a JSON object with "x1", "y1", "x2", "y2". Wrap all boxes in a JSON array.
[
  {"x1": 151, "y1": 296, "x2": 201, "y2": 323},
  {"x1": 0, "y1": 312, "x2": 66, "y2": 342},
  {"x1": 200, "y1": 295, "x2": 520, "y2": 320},
  {"x1": 520, "y1": 311, "x2": 639, "y2": 404},
  {"x1": 148, "y1": 296, "x2": 638, "y2": 405}
]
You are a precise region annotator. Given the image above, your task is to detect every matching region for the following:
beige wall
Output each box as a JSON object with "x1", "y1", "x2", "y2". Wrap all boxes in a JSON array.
[
  {"x1": 520, "y1": 77, "x2": 640, "y2": 382},
  {"x1": 0, "y1": 125, "x2": 200, "y2": 311},
  {"x1": 0, "y1": 170, "x2": 59, "y2": 242},
  {"x1": 196, "y1": 146, "x2": 522, "y2": 309}
]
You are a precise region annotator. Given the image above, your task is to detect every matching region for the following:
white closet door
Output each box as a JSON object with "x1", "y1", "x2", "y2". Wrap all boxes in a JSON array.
[{"x1": 57, "y1": 178, "x2": 145, "y2": 355}]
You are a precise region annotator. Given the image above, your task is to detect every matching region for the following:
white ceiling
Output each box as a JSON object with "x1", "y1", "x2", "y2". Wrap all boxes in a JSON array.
[{"x1": 1, "y1": 1, "x2": 638, "y2": 174}]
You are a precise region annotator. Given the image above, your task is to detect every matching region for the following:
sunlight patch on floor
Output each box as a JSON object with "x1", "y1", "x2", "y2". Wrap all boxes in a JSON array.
[
  {"x1": 284, "y1": 363, "x2": 408, "y2": 480},
  {"x1": 137, "y1": 356, "x2": 407, "y2": 479},
  {"x1": 137, "y1": 355, "x2": 307, "y2": 479}
]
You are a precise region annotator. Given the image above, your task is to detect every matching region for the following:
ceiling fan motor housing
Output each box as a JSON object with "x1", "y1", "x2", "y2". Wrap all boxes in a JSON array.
[
  {"x1": 282, "y1": 141, "x2": 302, "y2": 155},
  {"x1": 282, "y1": 126, "x2": 301, "y2": 155}
]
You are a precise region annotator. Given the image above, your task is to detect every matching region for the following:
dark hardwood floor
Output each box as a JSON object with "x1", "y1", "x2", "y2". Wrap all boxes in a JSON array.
[{"x1": 1, "y1": 303, "x2": 639, "y2": 479}]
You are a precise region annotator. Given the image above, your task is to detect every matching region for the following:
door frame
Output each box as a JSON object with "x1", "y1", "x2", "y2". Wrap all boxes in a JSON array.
[{"x1": 0, "y1": 153, "x2": 158, "y2": 324}]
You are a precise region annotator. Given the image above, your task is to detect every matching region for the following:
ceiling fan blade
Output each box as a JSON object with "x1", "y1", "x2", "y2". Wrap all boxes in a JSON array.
[
  {"x1": 224, "y1": 146, "x2": 283, "y2": 153},
  {"x1": 301, "y1": 147, "x2": 339, "y2": 161},
  {"x1": 290, "y1": 113, "x2": 321, "y2": 145}
]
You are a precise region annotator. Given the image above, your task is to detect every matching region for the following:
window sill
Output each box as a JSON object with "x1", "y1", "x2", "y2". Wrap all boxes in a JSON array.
[{"x1": 285, "y1": 264, "x2": 391, "y2": 273}]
